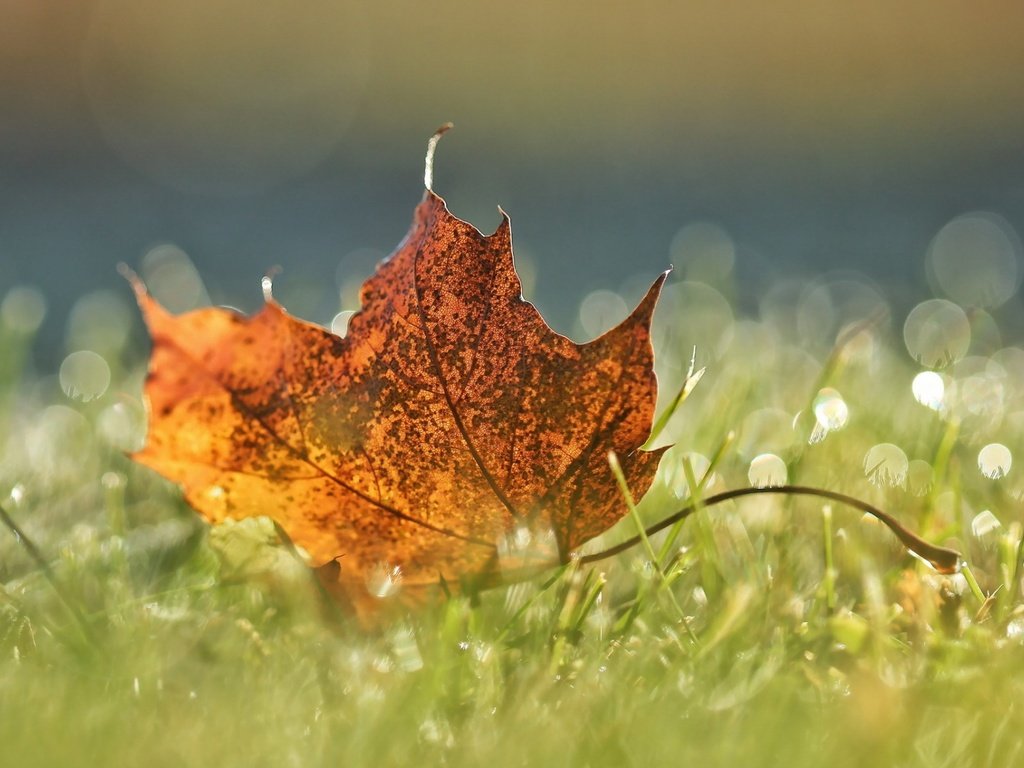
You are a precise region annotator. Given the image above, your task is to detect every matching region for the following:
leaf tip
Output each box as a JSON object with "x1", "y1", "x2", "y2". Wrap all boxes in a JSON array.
[
  {"x1": 259, "y1": 266, "x2": 289, "y2": 309},
  {"x1": 119, "y1": 261, "x2": 166, "y2": 325},
  {"x1": 424, "y1": 122, "x2": 455, "y2": 191},
  {"x1": 632, "y1": 268, "x2": 670, "y2": 325}
]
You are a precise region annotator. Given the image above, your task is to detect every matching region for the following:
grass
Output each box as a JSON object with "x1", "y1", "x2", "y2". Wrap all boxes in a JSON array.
[{"x1": 2, "y1": 273, "x2": 1024, "y2": 768}]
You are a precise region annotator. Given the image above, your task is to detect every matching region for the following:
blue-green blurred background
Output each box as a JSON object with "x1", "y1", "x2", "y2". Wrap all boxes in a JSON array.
[{"x1": 4, "y1": 0, "x2": 1024, "y2": 364}]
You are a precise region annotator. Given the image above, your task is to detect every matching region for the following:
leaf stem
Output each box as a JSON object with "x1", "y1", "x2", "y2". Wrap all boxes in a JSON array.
[
  {"x1": 577, "y1": 484, "x2": 962, "y2": 575},
  {"x1": 424, "y1": 123, "x2": 454, "y2": 190}
]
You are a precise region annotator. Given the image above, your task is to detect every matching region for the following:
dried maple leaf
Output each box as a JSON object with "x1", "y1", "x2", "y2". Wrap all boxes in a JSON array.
[{"x1": 131, "y1": 134, "x2": 667, "y2": 605}]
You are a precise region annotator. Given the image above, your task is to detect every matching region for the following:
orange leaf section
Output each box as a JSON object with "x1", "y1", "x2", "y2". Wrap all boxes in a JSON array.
[{"x1": 133, "y1": 190, "x2": 666, "y2": 602}]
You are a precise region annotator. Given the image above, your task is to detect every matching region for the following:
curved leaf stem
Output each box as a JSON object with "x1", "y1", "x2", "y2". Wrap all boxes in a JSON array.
[{"x1": 576, "y1": 484, "x2": 962, "y2": 574}]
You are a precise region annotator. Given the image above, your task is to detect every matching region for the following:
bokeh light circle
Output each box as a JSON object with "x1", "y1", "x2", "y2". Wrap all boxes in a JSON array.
[
  {"x1": 653, "y1": 281, "x2": 735, "y2": 366},
  {"x1": 669, "y1": 221, "x2": 736, "y2": 284},
  {"x1": 926, "y1": 212, "x2": 1022, "y2": 308},
  {"x1": 578, "y1": 289, "x2": 629, "y2": 339},
  {"x1": 903, "y1": 299, "x2": 970, "y2": 368},
  {"x1": 863, "y1": 443, "x2": 909, "y2": 488},
  {"x1": 978, "y1": 443, "x2": 1012, "y2": 479},
  {"x1": 1, "y1": 287, "x2": 47, "y2": 334},
  {"x1": 83, "y1": 0, "x2": 369, "y2": 195},
  {"x1": 66, "y1": 290, "x2": 133, "y2": 353},
  {"x1": 813, "y1": 388, "x2": 849, "y2": 431},
  {"x1": 142, "y1": 244, "x2": 208, "y2": 313},
  {"x1": 748, "y1": 453, "x2": 787, "y2": 488},
  {"x1": 907, "y1": 460, "x2": 933, "y2": 496},
  {"x1": 911, "y1": 371, "x2": 945, "y2": 410},
  {"x1": 60, "y1": 351, "x2": 111, "y2": 402}
]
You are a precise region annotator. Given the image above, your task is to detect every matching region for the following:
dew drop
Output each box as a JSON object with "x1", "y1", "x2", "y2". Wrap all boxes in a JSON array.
[
  {"x1": 813, "y1": 388, "x2": 849, "y2": 431},
  {"x1": 59, "y1": 350, "x2": 111, "y2": 402},
  {"x1": 863, "y1": 443, "x2": 909, "y2": 488},
  {"x1": 911, "y1": 371, "x2": 945, "y2": 411},
  {"x1": 748, "y1": 453, "x2": 787, "y2": 488},
  {"x1": 978, "y1": 443, "x2": 1012, "y2": 479}
]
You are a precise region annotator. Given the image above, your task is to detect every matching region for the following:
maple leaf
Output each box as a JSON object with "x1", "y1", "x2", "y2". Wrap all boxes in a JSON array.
[{"x1": 131, "y1": 133, "x2": 667, "y2": 605}]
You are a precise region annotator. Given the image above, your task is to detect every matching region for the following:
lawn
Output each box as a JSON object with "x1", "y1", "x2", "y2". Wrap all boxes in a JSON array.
[{"x1": 2, "y1": 268, "x2": 1022, "y2": 768}]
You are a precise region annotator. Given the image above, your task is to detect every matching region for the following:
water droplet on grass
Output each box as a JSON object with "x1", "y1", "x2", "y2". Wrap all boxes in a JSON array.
[{"x1": 979, "y1": 443, "x2": 1012, "y2": 479}]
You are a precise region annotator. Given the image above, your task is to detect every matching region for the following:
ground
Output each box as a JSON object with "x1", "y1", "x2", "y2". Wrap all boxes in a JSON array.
[{"x1": 2, "y1": 279, "x2": 1022, "y2": 768}]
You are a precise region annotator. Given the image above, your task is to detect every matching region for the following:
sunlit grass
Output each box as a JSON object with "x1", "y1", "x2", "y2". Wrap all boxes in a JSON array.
[{"x1": 3, "y1": 258, "x2": 1024, "y2": 767}]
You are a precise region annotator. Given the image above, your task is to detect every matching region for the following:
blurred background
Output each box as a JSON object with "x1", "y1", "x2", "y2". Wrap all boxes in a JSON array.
[{"x1": 3, "y1": 0, "x2": 1024, "y2": 367}]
